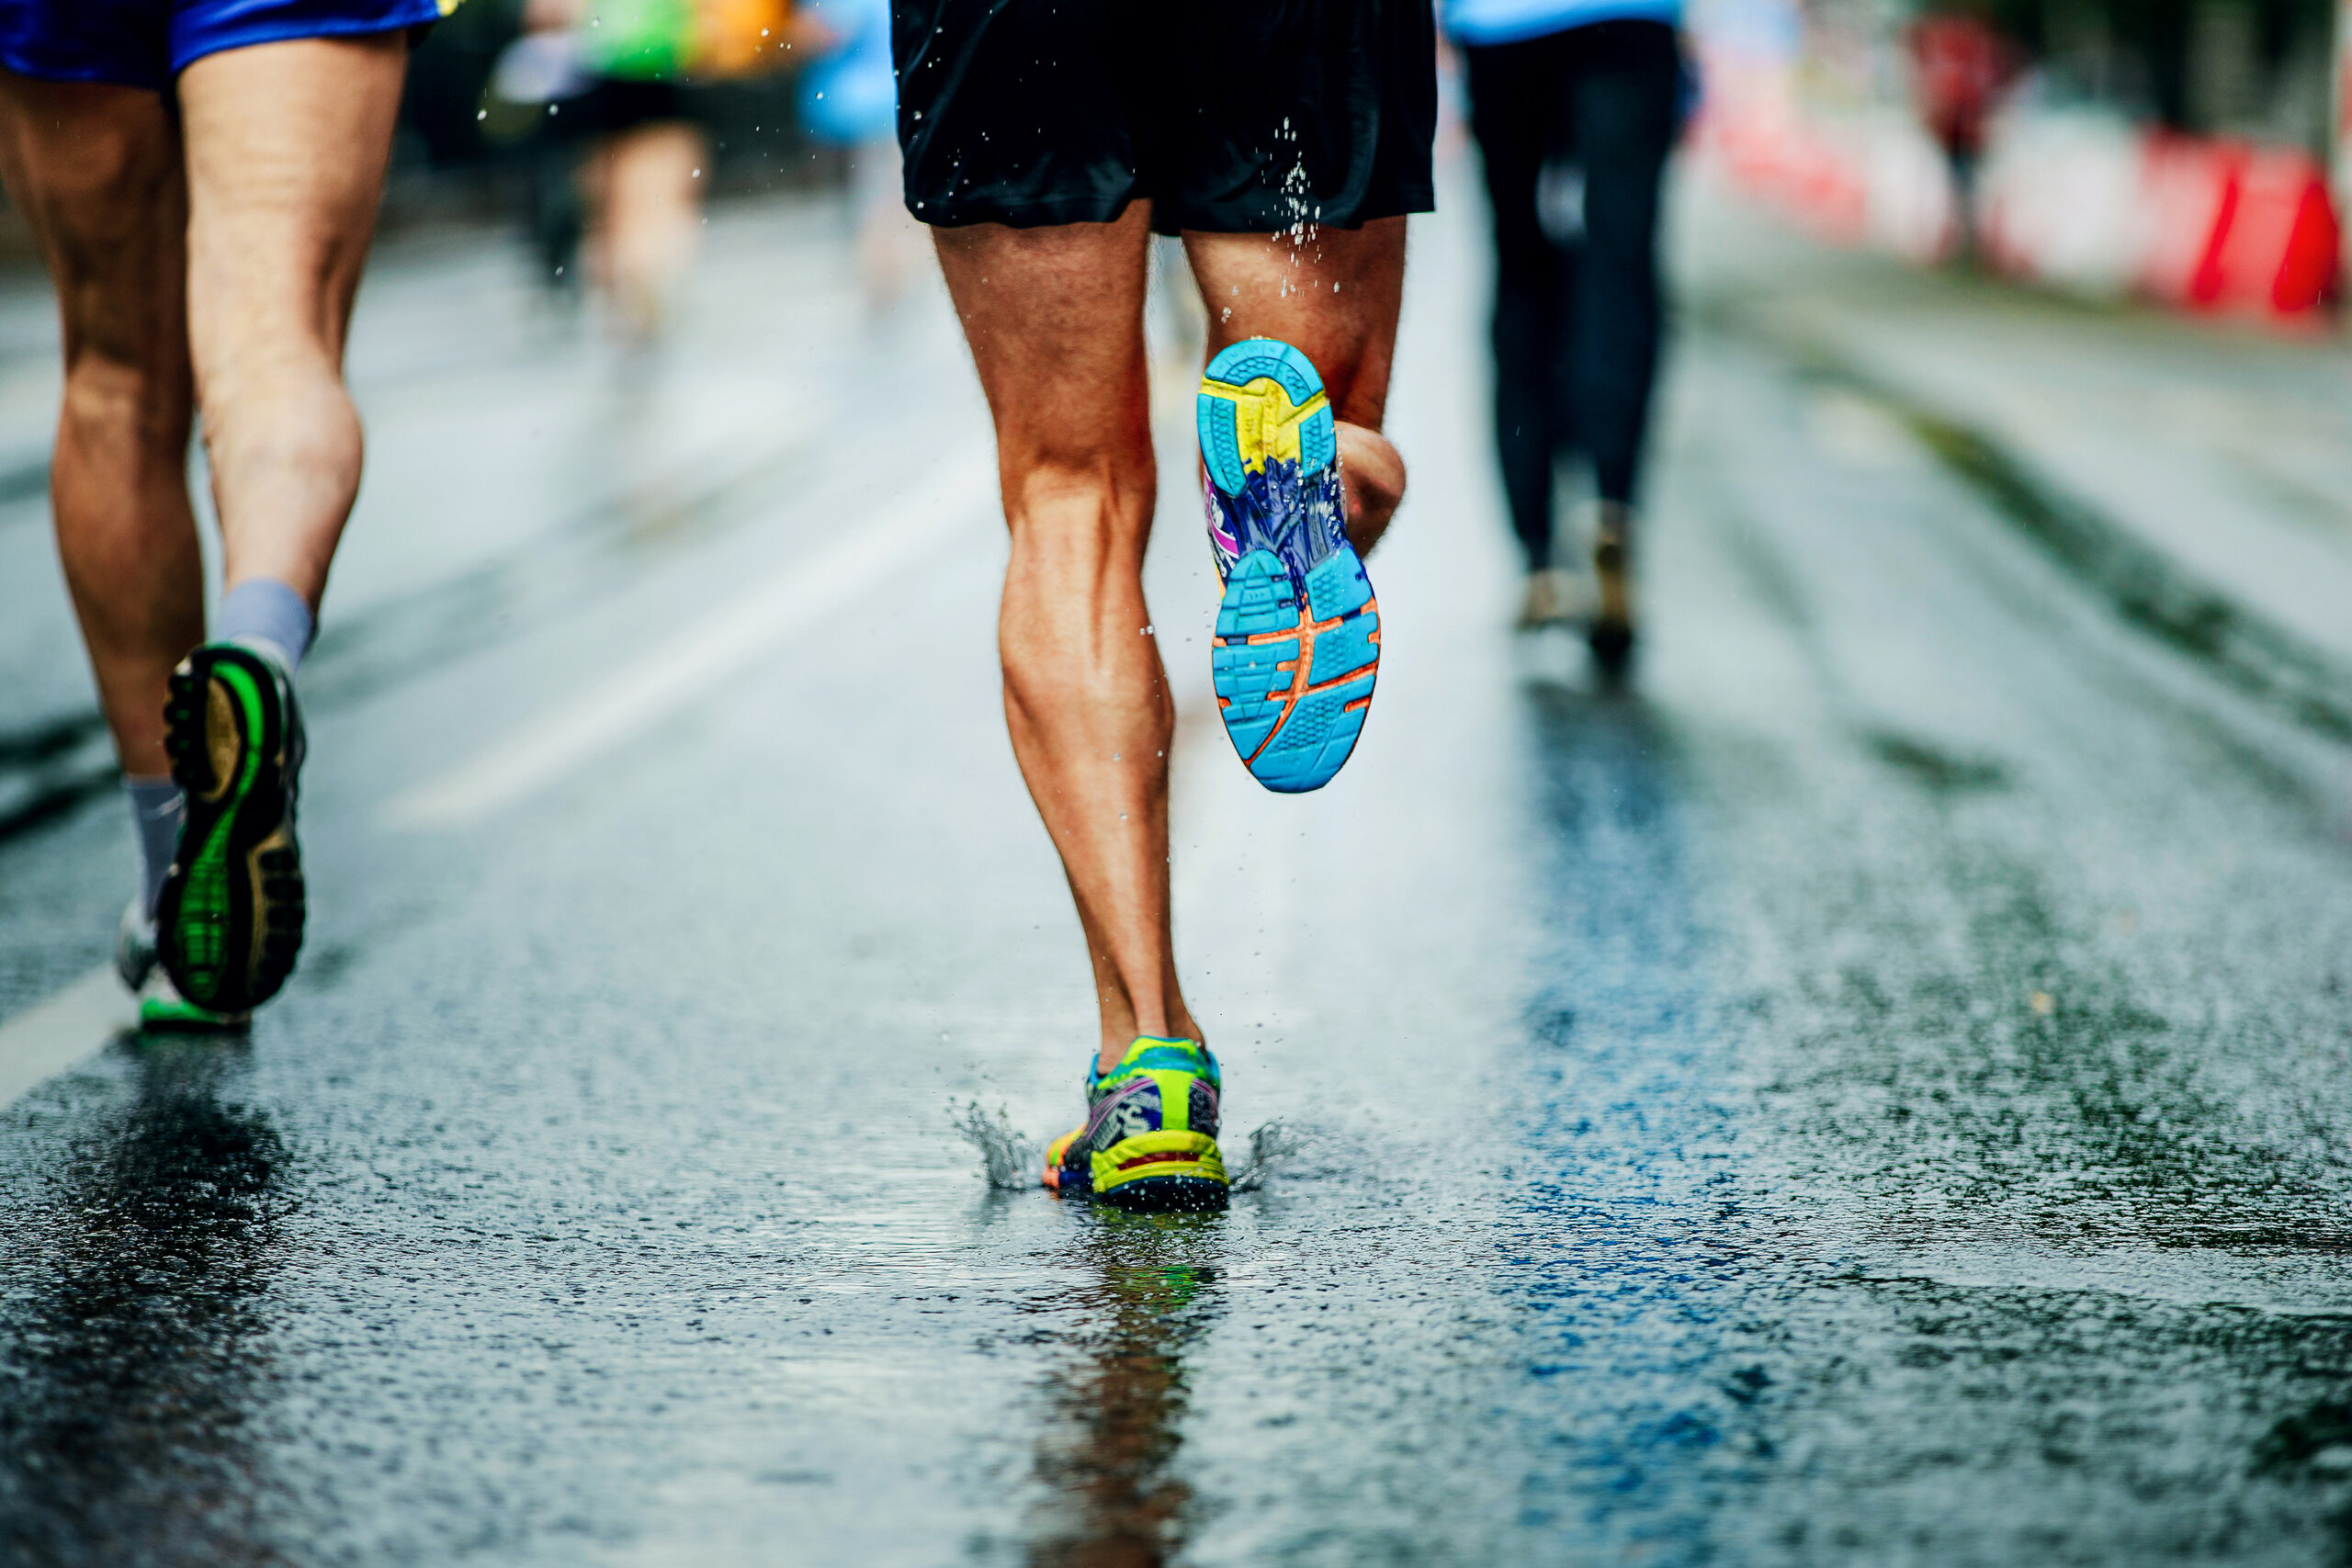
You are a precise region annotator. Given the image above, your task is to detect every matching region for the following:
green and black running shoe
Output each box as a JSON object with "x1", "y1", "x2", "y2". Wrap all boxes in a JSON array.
[
  {"x1": 156, "y1": 643, "x2": 306, "y2": 1015},
  {"x1": 119, "y1": 897, "x2": 251, "y2": 1032}
]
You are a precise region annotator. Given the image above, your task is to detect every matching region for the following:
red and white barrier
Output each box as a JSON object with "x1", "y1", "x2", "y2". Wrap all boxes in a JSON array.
[{"x1": 1696, "y1": 79, "x2": 2343, "y2": 322}]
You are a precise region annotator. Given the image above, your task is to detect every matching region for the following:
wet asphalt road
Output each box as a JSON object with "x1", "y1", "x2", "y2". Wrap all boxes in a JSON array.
[{"x1": 4, "y1": 157, "x2": 2352, "y2": 1566}]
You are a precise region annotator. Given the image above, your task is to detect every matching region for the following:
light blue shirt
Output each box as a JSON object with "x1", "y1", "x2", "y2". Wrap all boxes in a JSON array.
[
  {"x1": 800, "y1": 0, "x2": 897, "y2": 145},
  {"x1": 1442, "y1": 0, "x2": 1679, "y2": 48}
]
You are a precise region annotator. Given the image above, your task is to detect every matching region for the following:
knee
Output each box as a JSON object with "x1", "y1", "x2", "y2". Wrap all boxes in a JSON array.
[
  {"x1": 59, "y1": 354, "x2": 190, "y2": 458},
  {"x1": 196, "y1": 334, "x2": 351, "y2": 423},
  {"x1": 1000, "y1": 442, "x2": 1154, "y2": 547}
]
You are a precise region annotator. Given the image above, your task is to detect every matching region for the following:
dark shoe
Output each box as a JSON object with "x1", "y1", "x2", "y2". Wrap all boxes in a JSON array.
[
  {"x1": 1590, "y1": 505, "x2": 1637, "y2": 678},
  {"x1": 1516, "y1": 568, "x2": 1576, "y2": 630},
  {"x1": 156, "y1": 643, "x2": 306, "y2": 1014}
]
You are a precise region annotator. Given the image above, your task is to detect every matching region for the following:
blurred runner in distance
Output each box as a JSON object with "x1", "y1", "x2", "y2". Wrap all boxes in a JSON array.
[
  {"x1": 1906, "y1": 6, "x2": 2020, "y2": 258},
  {"x1": 792, "y1": 0, "x2": 925, "y2": 312},
  {"x1": 530, "y1": 0, "x2": 786, "y2": 347},
  {"x1": 487, "y1": 5, "x2": 594, "y2": 291},
  {"x1": 1447, "y1": 0, "x2": 1682, "y2": 671}
]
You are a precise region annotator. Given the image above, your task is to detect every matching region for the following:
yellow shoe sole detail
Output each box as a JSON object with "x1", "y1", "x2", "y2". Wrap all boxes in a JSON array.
[
  {"x1": 1091, "y1": 1130, "x2": 1227, "y2": 1194},
  {"x1": 1199, "y1": 377, "x2": 1330, "y2": 478}
]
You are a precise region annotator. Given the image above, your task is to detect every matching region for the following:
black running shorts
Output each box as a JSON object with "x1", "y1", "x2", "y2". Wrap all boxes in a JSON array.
[{"x1": 891, "y1": 0, "x2": 1437, "y2": 233}]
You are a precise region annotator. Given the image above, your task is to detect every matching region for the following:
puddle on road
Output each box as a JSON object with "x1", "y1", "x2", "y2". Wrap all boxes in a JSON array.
[{"x1": 956, "y1": 1102, "x2": 1300, "y2": 1198}]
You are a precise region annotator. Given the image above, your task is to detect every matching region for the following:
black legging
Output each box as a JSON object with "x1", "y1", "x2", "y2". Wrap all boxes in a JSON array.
[{"x1": 1464, "y1": 20, "x2": 1679, "y2": 571}]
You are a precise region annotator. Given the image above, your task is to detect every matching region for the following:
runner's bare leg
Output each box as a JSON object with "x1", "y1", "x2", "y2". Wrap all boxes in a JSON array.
[
  {"x1": 1185, "y1": 217, "x2": 1409, "y2": 556},
  {"x1": 587, "y1": 119, "x2": 707, "y2": 344},
  {"x1": 177, "y1": 33, "x2": 407, "y2": 611},
  {"x1": 933, "y1": 204, "x2": 1202, "y2": 1073},
  {"x1": 0, "y1": 75, "x2": 199, "y2": 777}
]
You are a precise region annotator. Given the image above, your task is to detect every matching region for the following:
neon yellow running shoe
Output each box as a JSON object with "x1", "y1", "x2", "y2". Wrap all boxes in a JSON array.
[{"x1": 1043, "y1": 1037, "x2": 1228, "y2": 1213}]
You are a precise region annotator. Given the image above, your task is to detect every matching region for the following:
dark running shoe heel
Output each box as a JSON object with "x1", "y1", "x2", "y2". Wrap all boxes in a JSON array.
[
  {"x1": 157, "y1": 644, "x2": 305, "y2": 1014},
  {"x1": 1589, "y1": 532, "x2": 1635, "y2": 679},
  {"x1": 1098, "y1": 1175, "x2": 1231, "y2": 1214}
]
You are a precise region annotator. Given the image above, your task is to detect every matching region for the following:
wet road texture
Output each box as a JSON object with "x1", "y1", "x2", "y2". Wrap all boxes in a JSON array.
[{"x1": 4, "y1": 159, "x2": 2352, "y2": 1566}]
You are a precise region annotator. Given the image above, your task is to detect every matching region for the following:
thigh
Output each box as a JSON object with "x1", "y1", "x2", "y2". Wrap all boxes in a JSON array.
[
  {"x1": 0, "y1": 72, "x2": 186, "y2": 370},
  {"x1": 1568, "y1": 22, "x2": 1679, "y2": 265},
  {"x1": 175, "y1": 33, "x2": 408, "y2": 365},
  {"x1": 1182, "y1": 218, "x2": 1406, "y2": 431},
  {"x1": 932, "y1": 205, "x2": 1152, "y2": 464},
  {"x1": 1464, "y1": 40, "x2": 1557, "y2": 280}
]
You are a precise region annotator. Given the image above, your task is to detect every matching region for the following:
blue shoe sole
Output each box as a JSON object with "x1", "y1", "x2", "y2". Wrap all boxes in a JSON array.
[
  {"x1": 1199, "y1": 339, "x2": 1379, "y2": 794},
  {"x1": 1212, "y1": 547, "x2": 1379, "y2": 793}
]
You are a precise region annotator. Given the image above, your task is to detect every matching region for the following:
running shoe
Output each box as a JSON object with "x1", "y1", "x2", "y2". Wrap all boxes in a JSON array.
[
  {"x1": 156, "y1": 643, "x2": 306, "y2": 1015},
  {"x1": 1590, "y1": 502, "x2": 1636, "y2": 677},
  {"x1": 1199, "y1": 338, "x2": 1379, "y2": 794},
  {"x1": 118, "y1": 899, "x2": 251, "y2": 1031},
  {"x1": 1043, "y1": 1036, "x2": 1229, "y2": 1213},
  {"x1": 115, "y1": 896, "x2": 157, "y2": 992}
]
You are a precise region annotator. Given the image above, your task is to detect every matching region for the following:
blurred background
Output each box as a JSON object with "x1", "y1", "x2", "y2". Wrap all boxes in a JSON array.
[{"x1": 1691, "y1": 0, "x2": 2346, "y2": 313}]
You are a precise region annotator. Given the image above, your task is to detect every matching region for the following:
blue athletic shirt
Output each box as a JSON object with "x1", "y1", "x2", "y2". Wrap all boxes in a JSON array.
[{"x1": 1442, "y1": 0, "x2": 1679, "y2": 48}]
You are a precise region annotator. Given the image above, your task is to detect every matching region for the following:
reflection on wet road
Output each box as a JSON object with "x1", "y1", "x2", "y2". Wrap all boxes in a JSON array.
[
  {"x1": 2, "y1": 168, "x2": 2350, "y2": 1563},
  {"x1": 1026, "y1": 1218, "x2": 1222, "y2": 1568},
  {"x1": 1503, "y1": 685, "x2": 1770, "y2": 1553},
  {"x1": 1, "y1": 1040, "x2": 286, "y2": 1565}
]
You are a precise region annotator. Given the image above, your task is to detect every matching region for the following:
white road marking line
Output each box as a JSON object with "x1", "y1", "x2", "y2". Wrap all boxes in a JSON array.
[
  {"x1": 0, "y1": 451, "x2": 998, "y2": 1111},
  {"x1": 382, "y1": 447, "x2": 998, "y2": 829},
  {"x1": 0, "y1": 964, "x2": 130, "y2": 1111}
]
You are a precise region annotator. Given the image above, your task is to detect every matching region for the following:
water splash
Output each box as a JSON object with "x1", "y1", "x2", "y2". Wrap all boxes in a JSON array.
[
  {"x1": 957, "y1": 1106, "x2": 1296, "y2": 1195},
  {"x1": 954, "y1": 1101, "x2": 1036, "y2": 1190},
  {"x1": 1226, "y1": 1122, "x2": 1299, "y2": 1193}
]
